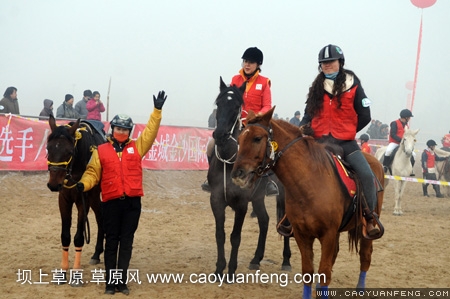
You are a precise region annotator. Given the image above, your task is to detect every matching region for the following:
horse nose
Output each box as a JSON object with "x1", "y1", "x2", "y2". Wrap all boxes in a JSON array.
[
  {"x1": 47, "y1": 183, "x2": 62, "y2": 192},
  {"x1": 231, "y1": 168, "x2": 242, "y2": 179}
]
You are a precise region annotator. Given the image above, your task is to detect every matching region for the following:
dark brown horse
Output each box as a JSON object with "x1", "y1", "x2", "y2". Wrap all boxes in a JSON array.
[
  {"x1": 46, "y1": 115, "x2": 105, "y2": 285},
  {"x1": 231, "y1": 107, "x2": 384, "y2": 298},
  {"x1": 208, "y1": 78, "x2": 291, "y2": 281}
]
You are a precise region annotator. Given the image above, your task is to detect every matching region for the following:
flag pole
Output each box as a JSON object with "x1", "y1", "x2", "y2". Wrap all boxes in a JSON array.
[{"x1": 106, "y1": 77, "x2": 111, "y2": 121}]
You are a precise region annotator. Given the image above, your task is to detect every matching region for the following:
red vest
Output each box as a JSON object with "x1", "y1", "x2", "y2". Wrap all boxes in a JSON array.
[
  {"x1": 443, "y1": 134, "x2": 450, "y2": 148},
  {"x1": 424, "y1": 150, "x2": 436, "y2": 168},
  {"x1": 231, "y1": 72, "x2": 271, "y2": 118},
  {"x1": 388, "y1": 119, "x2": 405, "y2": 144},
  {"x1": 311, "y1": 86, "x2": 358, "y2": 140},
  {"x1": 97, "y1": 142, "x2": 143, "y2": 202},
  {"x1": 361, "y1": 142, "x2": 371, "y2": 154}
]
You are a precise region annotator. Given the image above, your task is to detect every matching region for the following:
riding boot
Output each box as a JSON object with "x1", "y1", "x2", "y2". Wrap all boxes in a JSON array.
[
  {"x1": 433, "y1": 184, "x2": 444, "y2": 198},
  {"x1": 346, "y1": 151, "x2": 382, "y2": 237},
  {"x1": 382, "y1": 155, "x2": 392, "y2": 174},
  {"x1": 201, "y1": 153, "x2": 213, "y2": 193},
  {"x1": 422, "y1": 184, "x2": 429, "y2": 197},
  {"x1": 410, "y1": 156, "x2": 416, "y2": 176},
  {"x1": 265, "y1": 179, "x2": 279, "y2": 197}
]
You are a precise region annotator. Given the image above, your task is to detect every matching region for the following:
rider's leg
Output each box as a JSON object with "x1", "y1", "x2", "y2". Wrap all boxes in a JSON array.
[
  {"x1": 346, "y1": 150, "x2": 381, "y2": 237},
  {"x1": 201, "y1": 139, "x2": 215, "y2": 192},
  {"x1": 383, "y1": 143, "x2": 398, "y2": 174}
]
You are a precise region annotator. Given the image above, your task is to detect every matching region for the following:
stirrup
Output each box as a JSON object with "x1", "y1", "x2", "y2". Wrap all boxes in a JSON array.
[
  {"x1": 265, "y1": 181, "x2": 279, "y2": 197},
  {"x1": 362, "y1": 212, "x2": 384, "y2": 240},
  {"x1": 201, "y1": 181, "x2": 211, "y2": 193}
]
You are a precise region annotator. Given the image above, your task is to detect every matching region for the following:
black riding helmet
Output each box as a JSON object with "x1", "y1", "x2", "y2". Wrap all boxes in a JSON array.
[
  {"x1": 242, "y1": 47, "x2": 263, "y2": 65},
  {"x1": 426, "y1": 139, "x2": 437, "y2": 147},
  {"x1": 110, "y1": 114, "x2": 134, "y2": 131},
  {"x1": 400, "y1": 109, "x2": 413, "y2": 118},
  {"x1": 318, "y1": 44, "x2": 345, "y2": 65},
  {"x1": 359, "y1": 133, "x2": 370, "y2": 142}
]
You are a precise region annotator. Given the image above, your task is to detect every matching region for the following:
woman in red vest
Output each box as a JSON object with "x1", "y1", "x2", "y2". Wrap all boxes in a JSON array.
[
  {"x1": 202, "y1": 47, "x2": 278, "y2": 196},
  {"x1": 421, "y1": 139, "x2": 447, "y2": 198},
  {"x1": 77, "y1": 91, "x2": 167, "y2": 295},
  {"x1": 299, "y1": 44, "x2": 381, "y2": 238}
]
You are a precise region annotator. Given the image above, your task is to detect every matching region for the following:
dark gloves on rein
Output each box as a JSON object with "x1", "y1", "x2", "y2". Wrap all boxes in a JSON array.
[
  {"x1": 76, "y1": 182, "x2": 84, "y2": 192},
  {"x1": 153, "y1": 90, "x2": 167, "y2": 110}
]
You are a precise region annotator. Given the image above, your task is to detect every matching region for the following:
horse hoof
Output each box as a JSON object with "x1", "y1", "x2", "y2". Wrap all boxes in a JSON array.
[
  {"x1": 281, "y1": 265, "x2": 292, "y2": 272},
  {"x1": 393, "y1": 211, "x2": 403, "y2": 216},
  {"x1": 89, "y1": 258, "x2": 101, "y2": 265},
  {"x1": 248, "y1": 263, "x2": 260, "y2": 270}
]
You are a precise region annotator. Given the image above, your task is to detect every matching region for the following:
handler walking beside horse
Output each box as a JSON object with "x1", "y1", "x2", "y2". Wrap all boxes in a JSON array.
[
  {"x1": 299, "y1": 44, "x2": 382, "y2": 237},
  {"x1": 76, "y1": 91, "x2": 167, "y2": 295}
]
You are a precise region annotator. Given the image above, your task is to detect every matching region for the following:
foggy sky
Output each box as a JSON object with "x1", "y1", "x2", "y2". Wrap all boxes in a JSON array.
[{"x1": 1, "y1": 0, "x2": 449, "y2": 149}]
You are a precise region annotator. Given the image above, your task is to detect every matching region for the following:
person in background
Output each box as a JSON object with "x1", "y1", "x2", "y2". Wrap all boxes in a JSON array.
[
  {"x1": 379, "y1": 124, "x2": 389, "y2": 139},
  {"x1": 0, "y1": 86, "x2": 20, "y2": 114},
  {"x1": 299, "y1": 44, "x2": 381, "y2": 238},
  {"x1": 201, "y1": 47, "x2": 278, "y2": 197},
  {"x1": 39, "y1": 99, "x2": 53, "y2": 120},
  {"x1": 289, "y1": 110, "x2": 301, "y2": 126},
  {"x1": 359, "y1": 133, "x2": 371, "y2": 154},
  {"x1": 74, "y1": 89, "x2": 92, "y2": 119},
  {"x1": 421, "y1": 139, "x2": 447, "y2": 198},
  {"x1": 86, "y1": 91, "x2": 105, "y2": 121},
  {"x1": 208, "y1": 108, "x2": 217, "y2": 128},
  {"x1": 56, "y1": 94, "x2": 80, "y2": 119},
  {"x1": 76, "y1": 91, "x2": 167, "y2": 295},
  {"x1": 441, "y1": 131, "x2": 450, "y2": 151},
  {"x1": 382, "y1": 109, "x2": 414, "y2": 175}
]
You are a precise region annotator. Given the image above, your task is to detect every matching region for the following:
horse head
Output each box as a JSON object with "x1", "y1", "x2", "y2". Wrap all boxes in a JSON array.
[
  {"x1": 212, "y1": 76, "x2": 245, "y2": 148},
  {"x1": 400, "y1": 128, "x2": 419, "y2": 156},
  {"x1": 46, "y1": 115, "x2": 80, "y2": 191},
  {"x1": 231, "y1": 107, "x2": 276, "y2": 189}
]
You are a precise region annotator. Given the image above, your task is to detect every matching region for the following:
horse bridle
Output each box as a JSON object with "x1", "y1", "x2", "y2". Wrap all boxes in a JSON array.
[
  {"x1": 214, "y1": 107, "x2": 242, "y2": 164},
  {"x1": 246, "y1": 122, "x2": 303, "y2": 177},
  {"x1": 47, "y1": 128, "x2": 84, "y2": 188}
]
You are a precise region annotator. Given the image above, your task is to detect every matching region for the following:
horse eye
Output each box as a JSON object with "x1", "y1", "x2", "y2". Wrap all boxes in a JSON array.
[{"x1": 253, "y1": 136, "x2": 263, "y2": 143}]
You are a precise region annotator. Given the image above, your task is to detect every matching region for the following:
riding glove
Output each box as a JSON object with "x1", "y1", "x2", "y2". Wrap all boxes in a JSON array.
[
  {"x1": 153, "y1": 90, "x2": 167, "y2": 110},
  {"x1": 76, "y1": 182, "x2": 84, "y2": 192}
]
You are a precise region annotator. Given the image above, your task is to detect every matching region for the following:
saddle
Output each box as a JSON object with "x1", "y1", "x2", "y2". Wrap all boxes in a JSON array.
[
  {"x1": 81, "y1": 120, "x2": 107, "y2": 142},
  {"x1": 276, "y1": 150, "x2": 384, "y2": 239}
]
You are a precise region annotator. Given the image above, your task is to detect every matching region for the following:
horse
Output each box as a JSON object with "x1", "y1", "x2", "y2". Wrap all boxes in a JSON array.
[
  {"x1": 208, "y1": 77, "x2": 291, "y2": 281},
  {"x1": 432, "y1": 147, "x2": 450, "y2": 197},
  {"x1": 374, "y1": 128, "x2": 419, "y2": 215},
  {"x1": 230, "y1": 107, "x2": 385, "y2": 299},
  {"x1": 46, "y1": 115, "x2": 105, "y2": 284}
]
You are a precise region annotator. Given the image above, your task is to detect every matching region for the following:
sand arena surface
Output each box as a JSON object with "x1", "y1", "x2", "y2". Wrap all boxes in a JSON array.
[{"x1": 1, "y1": 167, "x2": 449, "y2": 298}]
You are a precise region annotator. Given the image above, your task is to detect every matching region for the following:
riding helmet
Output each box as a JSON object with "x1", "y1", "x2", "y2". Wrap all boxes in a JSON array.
[
  {"x1": 399, "y1": 109, "x2": 414, "y2": 118},
  {"x1": 318, "y1": 44, "x2": 345, "y2": 64},
  {"x1": 359, "y1": 133, "x2": 370, "y2": 142},
  {"x1": 110, "y1": 114, "x2": 134, "y2": 130},
  {"x1": 242, "y1": 47, "x2": 263, "y2": 65},
  {"x1": 426, "y1": 139, "x2": 437, "y2": 147}
]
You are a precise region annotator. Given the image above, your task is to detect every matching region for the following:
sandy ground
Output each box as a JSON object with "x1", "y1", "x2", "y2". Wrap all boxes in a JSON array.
[{"x1": 1, "y1": 165, "x2": 449, "y2": 298}]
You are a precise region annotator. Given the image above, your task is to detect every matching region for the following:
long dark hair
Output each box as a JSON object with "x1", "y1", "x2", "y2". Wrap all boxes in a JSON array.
[{"x1": 305, "y1": 65, "x2": 359, "y2": 117}]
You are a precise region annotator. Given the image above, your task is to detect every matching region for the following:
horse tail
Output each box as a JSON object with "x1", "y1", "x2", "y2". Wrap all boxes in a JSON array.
[{"x1": 347, "y1": 227, "x2": 359, "y2": 253}]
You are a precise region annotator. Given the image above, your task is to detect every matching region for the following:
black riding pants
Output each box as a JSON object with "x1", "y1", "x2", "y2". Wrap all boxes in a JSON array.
[{"x1": 102, "y1": 196, "x2": 141, "y2": 286}]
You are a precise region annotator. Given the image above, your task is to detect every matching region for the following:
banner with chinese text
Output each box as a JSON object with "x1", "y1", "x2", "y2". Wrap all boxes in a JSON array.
[{"x1": 0, "y1": 114, "x2": 212, "y2": 171}]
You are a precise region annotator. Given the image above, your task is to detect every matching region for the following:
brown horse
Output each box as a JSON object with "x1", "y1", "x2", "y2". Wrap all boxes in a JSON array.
[
  {"x1": 231, "y1": 107, "x2": 384, "y2": 298},
  {"x1": 46, "y1": 115, "x2": 105, "y2": 285}
]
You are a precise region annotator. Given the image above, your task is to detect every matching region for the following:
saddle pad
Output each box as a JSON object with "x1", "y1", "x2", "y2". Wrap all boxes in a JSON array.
[{"x1": 332, "y1": 155, "x2": 356, "y2": 197}]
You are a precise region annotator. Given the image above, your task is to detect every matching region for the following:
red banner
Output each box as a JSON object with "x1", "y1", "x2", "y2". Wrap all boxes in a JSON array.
[{"x1": 0, "y1": 114, "x2": 212, "y2": 171}]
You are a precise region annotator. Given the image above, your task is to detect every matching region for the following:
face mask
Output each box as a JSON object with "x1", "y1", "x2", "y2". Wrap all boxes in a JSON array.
[
  {"x1": 324, "y1": 71, "x2": 339, "y2": 80},
  {"x1": 113, "y1": 131, "x2": 129, "y2": 143}
]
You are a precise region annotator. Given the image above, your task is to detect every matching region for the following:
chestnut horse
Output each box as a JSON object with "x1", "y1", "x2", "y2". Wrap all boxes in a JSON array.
[
  {"x1": 208, "y1": 78, "x2": 291, "y2": 281},
  {"x1": 46, "y1": 115, "x2": 105, "y2": 285},
  {"x1": 231, "y1": 108, "x2": 384, "y2": 299}
]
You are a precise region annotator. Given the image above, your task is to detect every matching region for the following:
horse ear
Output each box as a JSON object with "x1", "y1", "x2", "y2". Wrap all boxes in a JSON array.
[
  {"x1": 49, "y1": 114, "x2": 57, "y2": 132},
  {"x1": 261, "y1": 106, "x2": 275, "y2": 124},
  {"x1": 413, "y1": 129, "x2": 420, "y2": 136},
  {"x1": 219, "y1": 76, "x2": 227, "y2": 91},
  {"x1": 68, "y1": 119, "x2": 81, "y2": 136}
]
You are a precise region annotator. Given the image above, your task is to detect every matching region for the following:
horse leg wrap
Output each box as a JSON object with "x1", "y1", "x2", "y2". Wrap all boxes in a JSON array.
[
  {"x1": 73, "y1": 247, "x2": 82, "y2": 270},
  {"x1": 61, "y1": 247, "x2": 69, "y2": 270}
]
